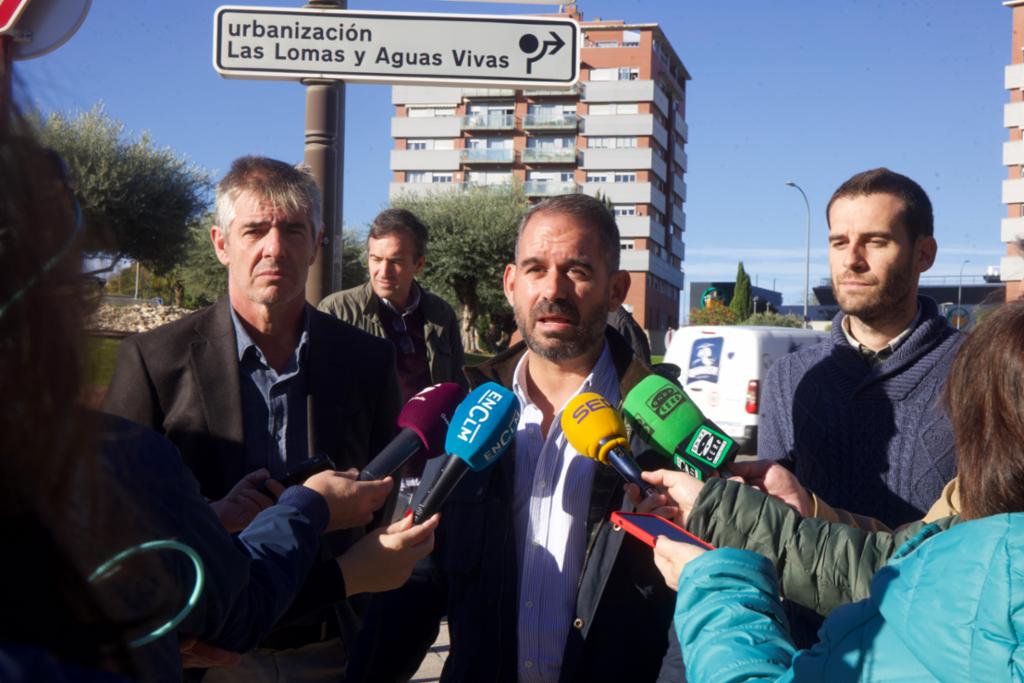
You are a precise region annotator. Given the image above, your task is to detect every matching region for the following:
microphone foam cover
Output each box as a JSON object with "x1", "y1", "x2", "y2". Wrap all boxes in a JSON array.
[
  {"x1": 561, "y1": 392, "x2": 629, "y2": 465},
  {"x1": 621, "y1": 375, "x2": 705, "y2": 456},
  {"x1": 445, "y1": 382, "x2": 521, "y2": 472},
  {"x1": 398, "y1": 382, "x2": 466, "y2": 457}
]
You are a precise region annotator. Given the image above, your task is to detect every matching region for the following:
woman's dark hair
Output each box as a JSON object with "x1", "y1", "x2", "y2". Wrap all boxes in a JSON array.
[
  {"x1": 0, "y1": 113, "x2": 140, "y2": 673},
  {"x1": 944, "y1": 300, "x2": 1024, "y2": 519}
]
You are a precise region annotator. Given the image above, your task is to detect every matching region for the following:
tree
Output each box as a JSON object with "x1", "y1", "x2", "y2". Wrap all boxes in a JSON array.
[
  {"x1": 390, "y1": 184, "x2": 529, "y2": 352},
  {"x1": 339, "y1": 227, "x2": 368, "y2": 288},
  {"x1": 33, "y1": 105, "x2": 212, "y2": 275},
  {"x1": 729, "y1": 261, "x2": 753, "y2": 320}
]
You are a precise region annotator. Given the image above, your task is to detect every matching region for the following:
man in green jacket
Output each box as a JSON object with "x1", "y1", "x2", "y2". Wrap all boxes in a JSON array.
[{"x1": 319, "y1": 208, "x2": 467, "y2": 403}]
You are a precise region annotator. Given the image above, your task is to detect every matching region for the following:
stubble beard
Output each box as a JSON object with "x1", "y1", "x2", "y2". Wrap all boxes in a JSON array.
[
  {"x1": 517, "y1": 299, "x2": 607, "y2": 363},
  {"x1": 833, "y1": 257, "x2": 916, "y2": 326}
]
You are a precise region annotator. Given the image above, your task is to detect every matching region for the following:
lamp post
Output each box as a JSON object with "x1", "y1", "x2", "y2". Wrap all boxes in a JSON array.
[
  {"x1": 784, "y1": 181, "x2": 811, "y2": 328},
  {"x1": 956, "y1": 259, "x2": 970, "y2": 330}
]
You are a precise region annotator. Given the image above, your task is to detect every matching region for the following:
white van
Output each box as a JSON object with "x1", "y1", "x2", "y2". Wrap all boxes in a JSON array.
[{"x1": 662, "y1": 326, "x2": 827, "y2": 454}]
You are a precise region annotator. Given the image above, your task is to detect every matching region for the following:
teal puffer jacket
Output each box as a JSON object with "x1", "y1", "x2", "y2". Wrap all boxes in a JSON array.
[{"x1": 674, "y1": 514, "x2": 1024, "y2": 682}]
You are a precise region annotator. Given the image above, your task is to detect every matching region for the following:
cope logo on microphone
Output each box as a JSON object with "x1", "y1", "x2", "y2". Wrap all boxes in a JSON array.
[
  {"x1": 570, "y1": 396, "x2": 612, "y2": 424},
  {"x1": 646, "y1": 386, "x2": 685, "y2": 419},
  {"x1": 456, "y1": 389, "x2": 506, "y2": 444}
]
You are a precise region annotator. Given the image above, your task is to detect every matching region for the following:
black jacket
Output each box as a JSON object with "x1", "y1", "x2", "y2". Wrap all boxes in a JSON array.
[
  {"x1": 346, "y1": 330, "x2": 681, "y2": 683},
  {"x1": 103, "y1": 298, "x2": 402, "y2": 645}
]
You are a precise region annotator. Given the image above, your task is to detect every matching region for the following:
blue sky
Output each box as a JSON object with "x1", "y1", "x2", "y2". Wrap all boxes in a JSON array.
[{"x1": 17, "y1": 0, "x2": 1012, "y2": 307}]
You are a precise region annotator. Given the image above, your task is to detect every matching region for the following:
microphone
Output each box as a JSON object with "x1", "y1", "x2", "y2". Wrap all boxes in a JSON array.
[
  {"x1": 358, "y1": 383, "x2": 465, "y2": 481},
  {"x1": 561, "y1": 392, "x2": 658, "y2": 498},
  {"x1": 620, "y1": 374, "x2": 738, "y2": 481},
  {"x1": 412, "y1": 382, "x2": 520, "y2": 523}
]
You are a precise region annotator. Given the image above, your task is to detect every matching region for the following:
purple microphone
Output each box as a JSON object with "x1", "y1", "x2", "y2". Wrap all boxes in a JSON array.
[{"x1": 358, "y1": 382, "x2": 465, "y2": 481}]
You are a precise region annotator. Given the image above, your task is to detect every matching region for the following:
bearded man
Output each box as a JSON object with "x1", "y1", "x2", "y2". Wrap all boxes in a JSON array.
[
  {"x1": 344, "y1": 193, "x2": 682, "y2": 683},
  {"x1": 757, "y1": 168, "x2": 961, "y2": 644}
]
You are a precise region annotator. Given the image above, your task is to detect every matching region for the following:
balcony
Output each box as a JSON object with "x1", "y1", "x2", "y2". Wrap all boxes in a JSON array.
[
  {"x1": 673, "y1": 145, "x2": 688, "y2": 171},
  {"x1": 523, "y1": 113, "x2": 579, "y2": 130},
  {"x1": 1005, "y1": 140, "x2": 1024, "y2": 166},
  {"x1": 390, "y1": 149, "x2": 460, "y2": 171},
  {"x1": 673, "y1": 114, "x2": 688, "y2": 142},
  {"x1": 1005, "y1": 102, "x2": 1024, "y2": 129},
  {"x1": 583, "y1": 181, "x2": 653, "y2": 206},
  {"x1": 616, "y1": 215, "x2": 662, "y2": 245},
  {"x1": 522, "y1": 180, "x2": 580, "y2": 197},
  {"x1": 461, "y1": 114, "x2": 515, "y2": 130},
  {"x1": 1007, "y1": 63, "x2": 1024, "y2": 90},
  {"x1": 582, "y1": 113, "x2": 655, "y2": 138},
  {"x1": 460, "y1": 148, "x2": 515, "y2": 164},
  {"x1": 1002, "y1": 216, "x2": 1024, "y2": 242},
  {"x1": 391, "y1": 85, "x2": 461, "y2": 105},
  {"x1": 522, "y1": 84, "x2": 580, "y2": 97},
  {"x1": 671, "y1": 210, "x2": 686, "y2": 233},
  {"x1": 522, "y1": 148, "x2": 577, "y2": 164},
  {"x1": 673, "y1": 175, "x2": 687, "y2": 201},
  {"x1": 389, "y1": 182, "x2": 463, "y2": 199},
  {"x1": 582, "y1": 80, "x2": 668, "y2": 116},
  {"x1": 461, "y1": 88, "x2": 516, "y2": 98},
  {"x1": 391, "y1": 116, "x2": 461, "y2": 138},
  {"x1": 619, "y1": 249, "x2": 685, "y2": 289},
  {"x1": 669, "y1": 235, "x2": 685, "y2": 260},
  {"x1": 1003, "y1": 178, "x2": 1024, "y2": 204}
]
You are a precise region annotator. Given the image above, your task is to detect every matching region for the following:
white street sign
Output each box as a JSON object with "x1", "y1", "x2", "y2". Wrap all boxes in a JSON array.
[{"x1": 213, "y1": 6, "x2": 579, "y2": 87}]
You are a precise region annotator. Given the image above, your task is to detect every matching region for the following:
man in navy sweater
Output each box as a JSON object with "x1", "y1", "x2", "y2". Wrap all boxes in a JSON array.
[{"x1": 757, "y1": 167, "x2": 960, "y2": 643}]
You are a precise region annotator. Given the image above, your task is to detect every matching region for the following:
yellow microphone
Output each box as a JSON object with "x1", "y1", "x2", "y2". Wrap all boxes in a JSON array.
[{"x1": 561, "y1": 392, "x2": 658, "y2": 497}]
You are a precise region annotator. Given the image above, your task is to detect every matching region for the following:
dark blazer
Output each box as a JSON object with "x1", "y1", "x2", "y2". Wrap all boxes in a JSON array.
[
  {"x1": 345, "y1": 329, "x2": 681, "y2": 683},
  {"x1": 103, "y1": 298, "x2": 402, "y2": 639},
  {"x1": 104, "y1": 298, "x2": 401, "y2": 500}
]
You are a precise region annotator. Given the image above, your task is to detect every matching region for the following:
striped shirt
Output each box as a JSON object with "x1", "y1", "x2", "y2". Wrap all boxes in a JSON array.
[{"x1": 511, "y1": 342, "x2": 619, "y2": 683}]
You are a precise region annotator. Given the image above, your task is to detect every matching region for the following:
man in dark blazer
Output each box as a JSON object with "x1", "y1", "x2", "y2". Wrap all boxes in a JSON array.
[{"x1": 104, "y1": 156, "x2": 411, "y2": 681}]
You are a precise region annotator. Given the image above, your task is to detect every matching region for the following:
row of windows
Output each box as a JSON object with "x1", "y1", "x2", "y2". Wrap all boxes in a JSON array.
[
  {"x1": 586, "y1": 172, "x2": 638, "y2": 183},
  {"x1": 590, "y1": 66, "x2": 640, "y2": 81}
]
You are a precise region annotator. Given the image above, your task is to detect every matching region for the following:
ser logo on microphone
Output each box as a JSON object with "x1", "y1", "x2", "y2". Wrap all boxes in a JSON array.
[
  {"x1": 456, "y1": 389, "x2": 507, "y2": 444},
  {"x1": 570, "y1": 396, "x2": 612, "y2": 424},
  {"x1": 646, "y1": 386, "x2": 685, "y2": 419}
]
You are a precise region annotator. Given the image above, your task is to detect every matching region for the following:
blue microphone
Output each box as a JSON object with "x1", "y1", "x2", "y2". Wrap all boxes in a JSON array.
[{"x1": 413, "y1": 382, "x2": 520, "y2": 523}]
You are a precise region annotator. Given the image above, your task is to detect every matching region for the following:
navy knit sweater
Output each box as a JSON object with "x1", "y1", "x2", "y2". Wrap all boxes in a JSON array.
[{"x1": 758, "y1": 297, "x2": 960, "y2": 528}]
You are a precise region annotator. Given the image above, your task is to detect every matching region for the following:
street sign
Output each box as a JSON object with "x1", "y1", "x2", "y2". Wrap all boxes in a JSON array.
[
  {"x1": 7, "y1": 0, "x2": 90, "y2": 60},
  {"x1": 213, "y1": 6, "x2": 579, "y2": 87},
  {"x1": 0, "y1": 0, "x2": 31, "y2": 34}
]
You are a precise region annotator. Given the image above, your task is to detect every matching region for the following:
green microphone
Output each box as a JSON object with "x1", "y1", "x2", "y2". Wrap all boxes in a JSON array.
[{"x1": 621, "y1": 374, "x2": 738, "y2": 481}]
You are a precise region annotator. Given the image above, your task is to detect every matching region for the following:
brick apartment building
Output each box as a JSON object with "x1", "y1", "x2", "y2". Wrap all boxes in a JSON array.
[
  {"x1": 1004, "y1": 0, "x2": 1024, "y2": 299},
  {"x1": 387, "y1": 11, "x2": 690, "y2": 350}
]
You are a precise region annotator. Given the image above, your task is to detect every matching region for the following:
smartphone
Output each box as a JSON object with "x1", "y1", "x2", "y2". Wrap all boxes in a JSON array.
[{"x1": 610, "y1": 511, "x2": 714, "y2": 550}]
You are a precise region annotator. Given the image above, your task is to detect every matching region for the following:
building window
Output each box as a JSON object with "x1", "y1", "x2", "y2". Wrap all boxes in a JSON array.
[
  {"x1": 623, "y1": 30, "x2": 641, "y2": 47},
  {"x1": 407, "y1": 139, "x2": 454, "y2": 151},
  {"x1": 432, "y1": 173, "x2": 453, "y2": 184},
  {"x1": 588, "y1": 136, "x2": 638, "y2": 149},
  {"x1": 588, "y1": 103, "x2": 639, "y2": 116},
  {"x1": 613, "y1": 205, "x2": 636, "y2": 216},
  {"x1": 527, "y1": 135, "x2": 575, "y2": 150},
  {"x1": 407, "y1": 106, "x2": 456, "y2": 118},
  {"x1": 620, "y1": 241, "x2": 635, "y2": 250},
  {"x1": 586, "y1": 172, "x2": 610, "y2": 183},
  {"x1": 407, "y1": 171, "x2": 428, "y2": 183},
  {"x1": 614, "y1": 172, "x2": 637, "y2": 183},
  {"x1": 467, "y1": 137, "x2": 513, "y2": 149},
  {"x1": 467, "y1": 171, "x2": 512, "y2": 185}
]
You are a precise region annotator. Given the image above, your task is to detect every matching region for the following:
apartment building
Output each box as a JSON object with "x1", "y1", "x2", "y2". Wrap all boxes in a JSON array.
[
  {"x1": 1004, "y1": 0, "x2": 1024, "y2": 300},
  {"x1": 388, "y1": 12, "x2": 690, "y2": 350}
]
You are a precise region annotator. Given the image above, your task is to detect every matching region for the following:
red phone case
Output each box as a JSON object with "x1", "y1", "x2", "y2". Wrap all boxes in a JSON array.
[{"x1": 610, "y1": 511, "x2": 714, "y2": 550}]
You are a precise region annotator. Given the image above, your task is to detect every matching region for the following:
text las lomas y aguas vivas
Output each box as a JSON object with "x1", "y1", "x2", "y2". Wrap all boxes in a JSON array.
[{"x1": 224, "y1": 18, "x2": 512, "y2": 69}]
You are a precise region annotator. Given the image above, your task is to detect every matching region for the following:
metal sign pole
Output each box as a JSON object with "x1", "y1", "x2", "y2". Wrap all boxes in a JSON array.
[{"x1": 303, "y1": 0, "x2": 345, "y2": 305}]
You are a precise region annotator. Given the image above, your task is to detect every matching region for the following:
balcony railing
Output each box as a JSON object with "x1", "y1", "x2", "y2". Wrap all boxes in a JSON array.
[
  {"x1": 522, "y1": 148, "x2": 577, "y2": 164},
  {"x1": 522, "y1": 181, "x2": 580, "y2": 197},
  {"x1": 523, "y1": 113, "x2": 579, "y2": 130},
  {"x1": 461, "y1": 114, "x2": 515, "y2": 130},
  {"x1": 460, "y1": 148, "x2": 515, "y2": 164},
  {"x1": 522, "y1": 84, "x2": 580, "y2": 97}
]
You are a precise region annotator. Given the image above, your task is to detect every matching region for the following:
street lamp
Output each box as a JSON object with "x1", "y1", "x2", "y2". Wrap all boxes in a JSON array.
[
  {"x1": 784, "y1": 181, "x2": 811, "y2": 329},
  {"x1": 956, "y1": 259, "x2": 970, "y2": 330}
]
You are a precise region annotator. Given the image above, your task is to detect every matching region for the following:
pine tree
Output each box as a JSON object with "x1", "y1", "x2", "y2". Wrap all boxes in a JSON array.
[{"x1": 730, "y1": 261, "x2": 753, "y2": 320}]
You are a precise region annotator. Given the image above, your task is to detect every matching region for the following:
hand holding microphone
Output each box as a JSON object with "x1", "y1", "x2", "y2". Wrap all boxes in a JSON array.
[
  {"x1": 412, "y1": 382, "x2": 521, "y2": 523},
  {"x1": 621, "y1": 375, "x2": 738, "y2": 481},
  {"x1": 359, "y1": 382, "x2": 465, "y2": 481},
  {"x1": 561, "y1": 392, "x2": 658, "y2": 498}
]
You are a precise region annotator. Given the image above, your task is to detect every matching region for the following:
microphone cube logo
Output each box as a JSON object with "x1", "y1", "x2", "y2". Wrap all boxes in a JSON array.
[
  {"x1": 683, "y1": 425, "x2": 733, "y2": 467},
  {"x1": 646, "y1": 385, "x2": 685, "y2": 420},
  {"x1": 457, "y1": 389, "x2": 506, "y2": 444}
]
